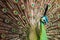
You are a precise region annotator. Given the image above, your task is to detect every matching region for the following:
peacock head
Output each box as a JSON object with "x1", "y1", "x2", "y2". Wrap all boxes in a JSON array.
[
  {"x1": 40, "y1": 4, "x2": 48, "y2": 24},
  {"x1": 40, "y1": 16, "x2": 48, "y2": 24}
]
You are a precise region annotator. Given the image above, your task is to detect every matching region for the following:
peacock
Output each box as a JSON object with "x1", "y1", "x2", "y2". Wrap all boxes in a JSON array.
[
  {"x1": 40, "y1": 4, "x2": 48, "y2": 40},
  {"x1": 0, "y1": 0, "x2": 60, "y2": 40}
]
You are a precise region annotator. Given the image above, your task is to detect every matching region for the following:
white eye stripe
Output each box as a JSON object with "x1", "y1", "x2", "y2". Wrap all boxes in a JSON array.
[{"x1": 42, "y1": 17, "x2": 45, "y2": 20}]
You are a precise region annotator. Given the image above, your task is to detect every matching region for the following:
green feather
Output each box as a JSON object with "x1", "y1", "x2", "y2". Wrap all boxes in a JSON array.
[{"x1": 40, "y1": 22, "x2": 48, "y2": 40}]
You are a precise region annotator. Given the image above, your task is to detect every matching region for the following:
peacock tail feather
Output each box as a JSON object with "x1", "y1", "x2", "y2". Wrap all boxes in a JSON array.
[{"x1": 0, "y1": 0, "x2": 60, "y2": 40}]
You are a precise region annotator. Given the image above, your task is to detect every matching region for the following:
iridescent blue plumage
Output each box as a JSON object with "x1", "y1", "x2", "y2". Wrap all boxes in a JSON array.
[
  {"x1": 41, "y1": 16, "x2": 48, "y2": 24},
  {"x1": 40, "y1": 4, "x2": 48, "y2": 40}
]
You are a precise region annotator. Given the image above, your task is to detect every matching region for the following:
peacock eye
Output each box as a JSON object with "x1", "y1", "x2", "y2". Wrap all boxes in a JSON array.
[
  {"x1": 48, "y1": 4, "x2": 52, "y2": 9},
  {"x1": 34, "y1": 0, "x2": 37, "y2": 2},
  {"x1": 40, "y1": 7, "x2": 44, "y2": 10},
  {"x1": 1, "y1": 33, "x2": 6, "y2": 38},
  {"x1": 29, "y1": 13, "x2": 32, "y2": 17},
  {"x1": 14, "y1": 0, "x2": 19, "y2": 3},
  {"x1": 22, "y1": 16, "x2": 26, "y2": 20},
  {"x1": 37, "y1": 2, "x2": 40, "y2": 6},
  {"x1": 58, "y1": 14, "x2": 60, "y2": 19},
  {"x1": 17, "y1": 21, "x2": 22, "y2": 26},
  {"x1": 21, "y1": 4, "x2": 25, "y2": 10},
  {"x1": 11, "y1": 28, "x2": 17, "y2": 33},
  {"x1": 13, "y1": 10, "x2": 19, "y2": 15},
  {"x1": 2, "y1": 8, "x2": 8, "y2": 13},
  {"x1": 58, "y1": 22, "x2": 60, "y2": 27},
  {"x1": 4, "y1": 19, "x2": 10, "y2": 24},
  {"x1": 31, "y1": 3, "x2": 35, "y2": 7},
  {"x1": 50, "y1": 14, "x2": 53, "y2": 18}
]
